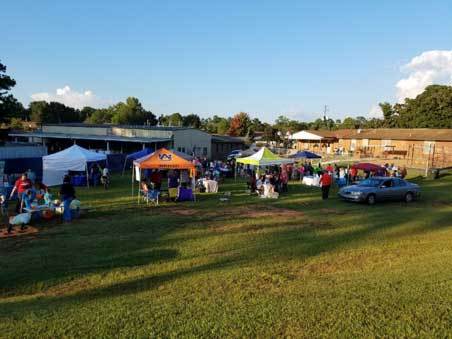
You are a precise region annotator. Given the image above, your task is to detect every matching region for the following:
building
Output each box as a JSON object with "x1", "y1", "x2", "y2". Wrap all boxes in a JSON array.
[
  {"x1": 211, "y1": 135, "x2": 245, "y2": 160},
  {"x1": 10, "y1": 123, "x2": 211, "y2": 157},
  {"x1": 0, "y1": 143, "x2": 47, "y2": 181},
  {"x1": 290, "y1": 129, "x2": 452, "y2": 168},
  {"x1": 10, "y1": 123, "x2": 245, "y2": 160}
]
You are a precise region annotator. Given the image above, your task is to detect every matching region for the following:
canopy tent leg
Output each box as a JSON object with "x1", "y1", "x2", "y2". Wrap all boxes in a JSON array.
[
  {"x1": 137, "y1": 168, "x2": 142, "y2": 204},
  {"x1": 86, "y1": 165, "x2": 90, "y2": 188},
  {"x1": 131, "y1": 164, "x2": 135, "y2": 198},
  {"x1": 122, "y1": 157, "x2": 128, "y2": 176}
]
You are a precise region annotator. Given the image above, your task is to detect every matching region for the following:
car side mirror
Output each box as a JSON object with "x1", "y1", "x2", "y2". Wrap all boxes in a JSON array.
[{"x1": 380, "y1": 185, "x2": 386, "y2": 189}]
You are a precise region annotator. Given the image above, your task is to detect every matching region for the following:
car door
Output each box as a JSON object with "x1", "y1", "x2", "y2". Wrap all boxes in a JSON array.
[
  {"x1": 379, "y1": 179, "x2": 397, "y2": 201},
  {"x1": 392, "y1": 178, "x2": 407, "y2": 200}
]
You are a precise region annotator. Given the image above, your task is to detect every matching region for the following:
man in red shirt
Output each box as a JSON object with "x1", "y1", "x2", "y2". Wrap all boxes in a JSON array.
[
  {"x1": 10, "y1": 173, "x2": 33, "y2": 212},
  {"x1": 319, "y1": 170, "x2": 332, "y2": 200}
]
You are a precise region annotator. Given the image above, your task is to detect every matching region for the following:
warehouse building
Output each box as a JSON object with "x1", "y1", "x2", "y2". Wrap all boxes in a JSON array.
[{"x1": 10, "y1": 123, "x2": 244, "y2": 160}]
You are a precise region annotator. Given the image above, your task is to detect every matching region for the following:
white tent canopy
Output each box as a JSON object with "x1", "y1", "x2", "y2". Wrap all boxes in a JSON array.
[
  {"x1": 43, "y1": 145, "x2": 106, "y2": 186},
  {"x1": 289, "y1": 131, "x2": 324, "y2": 140}
]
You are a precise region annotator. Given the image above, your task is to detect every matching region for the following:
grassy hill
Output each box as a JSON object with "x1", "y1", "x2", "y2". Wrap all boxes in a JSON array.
[{"x1": 0, "y1": 174, "x2": 451, "y2": 337}]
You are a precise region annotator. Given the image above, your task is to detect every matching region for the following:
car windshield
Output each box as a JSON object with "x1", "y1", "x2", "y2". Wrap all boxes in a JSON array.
[{"x1": 358, "y1": 178, "x2": 383, "y2": 187}]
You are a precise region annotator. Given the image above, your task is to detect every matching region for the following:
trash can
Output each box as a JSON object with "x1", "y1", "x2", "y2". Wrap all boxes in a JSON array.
[{"x1": 430, "y1": 168, "x2": 440, "y2": 179}]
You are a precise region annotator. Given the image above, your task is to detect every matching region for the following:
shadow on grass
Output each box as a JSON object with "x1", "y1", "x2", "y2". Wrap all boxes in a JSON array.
[
  {"x1": 0, "y1": 256, "x2": 238, "y2": 317},
  {"x1": 1, "y1": 175, "x2": 451, "y2": 319}
]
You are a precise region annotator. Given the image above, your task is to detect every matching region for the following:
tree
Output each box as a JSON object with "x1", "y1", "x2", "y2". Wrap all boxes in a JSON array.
[
  {"x1": 80, "y1": 106, "x2": 97, "y2": 122},
  {"x1": 396, "y1": 85, "x2": 452, "y2": 128},
  {"x1": 379, "y1": 102, "x2": 396, "y2": 127},
  {"x1": 182, "y1": 114, "x2": 201, "y2": 128},
  {"x1": 111, "y1": 97, "x2": 157, "y2": 125},
  {"x1": 340, "y1": 117, "x2": 358, "y2": 129},
  {"x1": 167, "y1": 113, "x2": 183, "y2": 127},
  {"x1": 263, "y1": 124, "x2": 279, "y2": 142},
  {"x1": 0, "y1": 61, "x2": 26, "y2": 122},
  {"x1": 200, "y1": 115, "x2": 230, "y2": 134},
  {"x1": 228, "y1": 112, "x2": 251, "y2": 136},
  {"x1": 86, "y1": 108, "x2": 114, "y2": 124},
  {"x1": 29, "y1": 101, "x2": 48, "y2": 123}
]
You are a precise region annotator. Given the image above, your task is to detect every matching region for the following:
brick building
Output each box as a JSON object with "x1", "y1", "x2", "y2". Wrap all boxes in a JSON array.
[{"x1": 290, "y1": 129, "x2": 452, "y2": 168}]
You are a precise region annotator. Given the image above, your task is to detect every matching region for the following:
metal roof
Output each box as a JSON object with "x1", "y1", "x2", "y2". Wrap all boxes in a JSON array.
[
  {"x1": 293, "y1": 129, "x2": 452, "y2": 142},
  {"x1": 211, "y1": 134, "x2": 245, "y2": 143},
  {"x1": 42, "y1": 123, "x2": 193, "y2": 131},
  {"x1": 9, "y1": 131, "x2": 172, "y2": 144}
]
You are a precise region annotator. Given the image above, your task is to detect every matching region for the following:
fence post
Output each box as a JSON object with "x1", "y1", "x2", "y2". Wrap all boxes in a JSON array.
[{"x1": 424, "y1": 143, "x2": 432, "y2": 177}]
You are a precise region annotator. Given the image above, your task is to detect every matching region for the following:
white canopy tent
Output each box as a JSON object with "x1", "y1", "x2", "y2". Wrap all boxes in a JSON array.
[{"x1": 42, "y1": 145, "x2": 107, "y2": 186}]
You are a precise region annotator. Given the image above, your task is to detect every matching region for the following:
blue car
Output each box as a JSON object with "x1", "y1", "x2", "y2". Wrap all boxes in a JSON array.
[{"x1": 338, "y1": 177, "x2": 421, "y2": 205}]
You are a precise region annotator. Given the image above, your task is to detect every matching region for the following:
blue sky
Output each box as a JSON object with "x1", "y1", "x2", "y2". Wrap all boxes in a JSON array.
[{"x1": 2, "y1": 0, "x2": 452, "y2": 122}]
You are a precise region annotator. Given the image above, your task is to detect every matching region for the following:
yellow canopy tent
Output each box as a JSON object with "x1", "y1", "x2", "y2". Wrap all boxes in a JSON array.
[{"x1": 235, "y1": 147, "x2": 294, "y2": 178}]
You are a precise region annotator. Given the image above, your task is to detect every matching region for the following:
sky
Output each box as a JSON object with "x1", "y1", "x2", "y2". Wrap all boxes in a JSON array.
[{"x1": 2, "y1": 0, "x2": 452, "y2": 122}]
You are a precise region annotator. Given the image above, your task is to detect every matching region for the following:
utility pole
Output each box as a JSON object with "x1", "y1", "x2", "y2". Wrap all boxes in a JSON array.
[{"x1": 323, "y1": 105, "x2": 330, "y2": 130}]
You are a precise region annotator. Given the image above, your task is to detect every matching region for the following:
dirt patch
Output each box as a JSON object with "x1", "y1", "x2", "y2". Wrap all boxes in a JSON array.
[
  {"x1": 0, "y1": 226, "x2": 39, "y2": 239},
  {"x1": 320, "y1": 208, "x2": 348, "y2": 215},
  {"x1": 242, "y1": 207, "x2": 304, "y2": 218},
  {"x1": 167, "y1": 205, "x2": 304, "y2": 219},
  {"x1": 431, "y1": 200, "x2": 452, "y2": 207},
  {"x1": 168, "y1": 208, "x2": 200, "y2": 216}
]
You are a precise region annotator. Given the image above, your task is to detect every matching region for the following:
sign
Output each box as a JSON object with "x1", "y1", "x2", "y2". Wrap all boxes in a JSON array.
[
  {"x1": 159, "y1": 153, "x2": 172, "y2": 161},
  {"x1": 135, "y1": 165, "x2": 141, "y2": 182}
]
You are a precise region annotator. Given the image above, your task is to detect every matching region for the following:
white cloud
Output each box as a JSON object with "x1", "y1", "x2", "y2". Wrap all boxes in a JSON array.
[
  {"x1": 368, "y1": 104, "x2": 383, "y2": 119},
  {"x1": 31, "y1": 85, "x2": 108, "y2": 108},
  {"x1": 396, "y1": 50, "x2": 452, "y2": 102}
]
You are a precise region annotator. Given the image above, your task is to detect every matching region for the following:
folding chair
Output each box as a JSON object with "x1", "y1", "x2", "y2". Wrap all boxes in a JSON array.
[{"x1": 141, "y1": 189, "x2": 160, "y2": 206}]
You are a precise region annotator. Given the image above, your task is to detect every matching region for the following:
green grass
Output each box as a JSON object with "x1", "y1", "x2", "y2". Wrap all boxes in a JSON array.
[{"x1": 0, "y1": 173, "x2": 451, "y2": 338}]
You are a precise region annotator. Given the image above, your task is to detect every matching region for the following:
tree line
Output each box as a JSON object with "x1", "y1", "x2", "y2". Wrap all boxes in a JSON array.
[{"x1": 2, "y1": 61, "x2": 452, "y2": 139}]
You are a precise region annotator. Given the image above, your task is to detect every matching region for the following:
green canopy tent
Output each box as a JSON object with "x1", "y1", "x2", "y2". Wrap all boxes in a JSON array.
[{"x1": 235, "y1": 147, "x2": 294, "y2": 179}]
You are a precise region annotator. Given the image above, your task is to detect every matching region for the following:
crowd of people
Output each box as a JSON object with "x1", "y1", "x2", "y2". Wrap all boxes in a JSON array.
[
  {"x1": 3, "y1": 171, "x2": 81, "y2": 234},
  {"x1": 1, "y1": 155, "x2": 412, "y2": 236},
  {"x1": 140, "y1": 169, "x2": 194, "y2": 202}
]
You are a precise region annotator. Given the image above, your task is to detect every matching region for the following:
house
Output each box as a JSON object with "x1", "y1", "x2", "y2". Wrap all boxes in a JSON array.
[{"x1": 290, "y1": 129, "x2": 452, "y2": 168}]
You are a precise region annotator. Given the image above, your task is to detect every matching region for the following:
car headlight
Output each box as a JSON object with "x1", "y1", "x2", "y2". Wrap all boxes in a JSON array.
[{"x1": 350, "y1": 191, "x2": 363, "y2": 196}]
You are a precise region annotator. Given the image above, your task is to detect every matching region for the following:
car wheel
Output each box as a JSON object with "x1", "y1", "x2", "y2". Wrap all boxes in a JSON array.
[
  {"x1": 405, "y1": 192, "x2": 414, "y2": 203},
  {"x1": 367, "y1": 194, "x2": 376, "y2": 205}
]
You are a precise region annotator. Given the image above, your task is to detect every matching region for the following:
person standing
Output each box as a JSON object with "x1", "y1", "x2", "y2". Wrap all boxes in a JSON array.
[
  {"x1": 60, "y1": 175, "x2": 76, "y2": 222},
  {"x1": 10, "y1": 173, "x2": 33, "y2": 213},
  {"x1": 319, "y1": 170, "x2": 332, "y2": 200},
  {"x1": 150, "y1": 170, "x2": 162, "y2": 190},
  {"x1": 101, "y1": 166, "x2": 110, "y2": 189}
]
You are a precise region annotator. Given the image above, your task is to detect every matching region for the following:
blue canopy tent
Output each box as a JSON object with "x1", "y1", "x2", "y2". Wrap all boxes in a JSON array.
[
  {"x1": 122, "y1": 148, "x2": 153, "y2": 174},
  {"x1": 289, "y1": 151, "x2": 322, "y2": 159}
]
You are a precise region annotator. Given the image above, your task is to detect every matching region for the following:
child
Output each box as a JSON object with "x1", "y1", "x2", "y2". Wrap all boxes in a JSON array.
[{"x1": 44, "y1": 190, "x2": 53, "y2": 206}]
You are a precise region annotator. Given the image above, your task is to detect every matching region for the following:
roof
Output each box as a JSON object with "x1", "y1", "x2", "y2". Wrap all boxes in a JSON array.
[
  {"x1": 133, "y1": 148, "x2": 195, "y2": 171},
  {"x1": 343, "y1": 129, "x2": 452, "y2": 141},
  {"x1": 290, "y1": 130, "x2": 339, "y2": 141},
  {"x1": 42, "y1": 123, "x2": 193, "y2": 131},
  {"x1": 9, "y1": 131, "x2": 171, "y2": 144},
  {"x1": 43, "y1": 144, "x2": 106, "y2": 162},
  {"x1": 211, "y1": 134, "x2": 245, "y2": 143},
  {"x1": 291, "y1": 129, "x2": 452, "y2": 142},
  {"x1": 236, "y1": 147, "x2": 294, "y2": 166}
]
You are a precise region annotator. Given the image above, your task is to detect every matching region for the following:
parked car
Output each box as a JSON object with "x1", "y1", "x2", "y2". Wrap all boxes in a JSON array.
[
  {"x1": 226, "y1": 150, "x2": 243, "y2": 160},
  {"x1": 338, "y1": 177, "x2": 420, "y2": 205}
]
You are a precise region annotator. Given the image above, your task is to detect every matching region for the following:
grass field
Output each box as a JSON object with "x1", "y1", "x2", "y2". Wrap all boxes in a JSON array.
[{"x1": 0, "y1": 174, "x2": 451, "y2": 338}]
